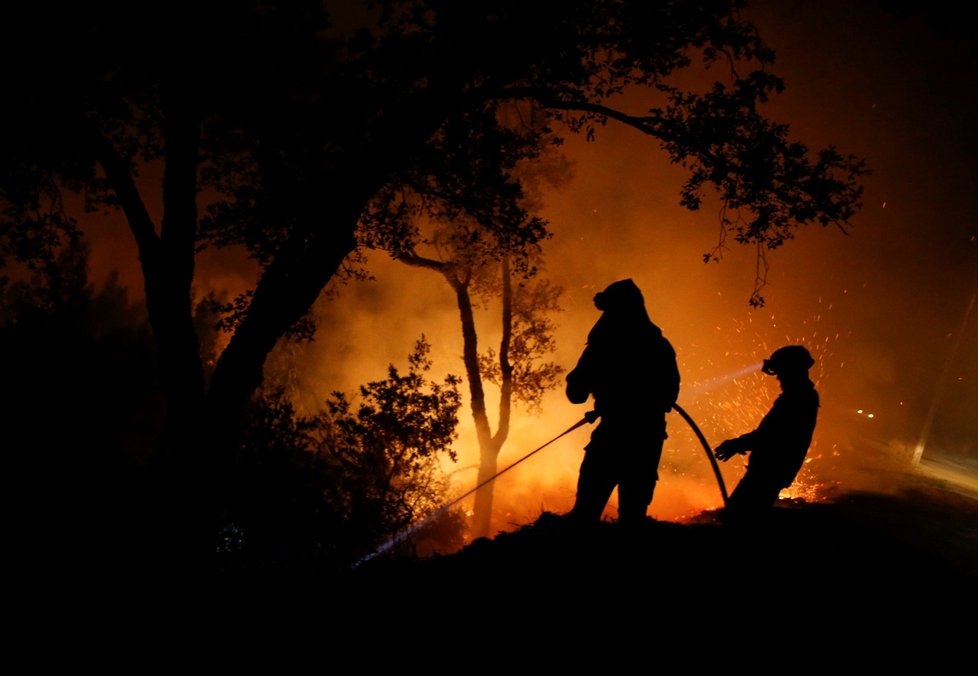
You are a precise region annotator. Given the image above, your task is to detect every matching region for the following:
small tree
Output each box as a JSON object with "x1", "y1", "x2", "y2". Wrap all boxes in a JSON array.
[
  {"x1": 395, "y1": 252, "x2": 564, "y2": 538},
  {"x1": 360, "y1": 99, "x2": 568, "y2": 537},
  {"x1": 224, "y1": 337, "x2": 464, "y2": 570}
]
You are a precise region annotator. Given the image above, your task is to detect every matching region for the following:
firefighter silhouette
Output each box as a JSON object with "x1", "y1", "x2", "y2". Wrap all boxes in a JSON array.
[
  {"x1": 565, "y1": 279, "x2": 680, "y2": 525},
  {"x1": 715, "y1": 345, "x2": 820, "y2": 518}
]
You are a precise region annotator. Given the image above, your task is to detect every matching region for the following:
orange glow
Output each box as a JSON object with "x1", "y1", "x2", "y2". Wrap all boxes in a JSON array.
[{"x1": 68, "y1": 0, "x2": 976, "y2": 557}]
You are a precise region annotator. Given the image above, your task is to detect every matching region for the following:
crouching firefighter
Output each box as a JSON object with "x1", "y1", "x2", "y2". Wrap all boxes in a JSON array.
[
  {"x1": 565, "y1": 279, "x2": 681, "y2": 526},
  {"x1": 714, "y1": 345, "x2": 820, "y2": 520}
]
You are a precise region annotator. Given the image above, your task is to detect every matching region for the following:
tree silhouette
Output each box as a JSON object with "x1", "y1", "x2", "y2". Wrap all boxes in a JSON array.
[
  {"x1": 224, "y1": 337, "x2": 464, "y2": 571},
  {"x1": 0, "y1": 241, "x2": 164, "y2": 574},
  {"x1": 361, "y1": 100, "x2": 567, "y2": 538},
  {"x1": 396, "y1": 254, "x2": 564, "y2": 539},
  {"x1": 0, "y1": 1, "x2": 866, "y2": 558}
]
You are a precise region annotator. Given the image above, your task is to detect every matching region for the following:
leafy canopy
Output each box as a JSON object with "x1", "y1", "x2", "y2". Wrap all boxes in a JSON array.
[{"x1": 1, "y1": 1, "x2": 865, "y2": 317}]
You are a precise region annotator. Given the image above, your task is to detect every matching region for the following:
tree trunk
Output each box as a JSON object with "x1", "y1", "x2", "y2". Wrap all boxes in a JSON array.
[
  {"x1": 396, "y1": 256, "x2": 520, "y2": 539},
  {"x1": 452, "y1": 279, "x2": 495, "y2": 536},
  {"x1": 497, "y1": 257, "x2": 513, "y2": 451},
  {"x1": 157, "y1": 87, "x2": 206, "y2": 456},
  {"x1": 207, "y1": 229, "x2": 357, "y2": 443},
  {"x1": 92, "y1": 89, "x2": 210, "y2": 571},
  {"x1": 90, "y1": 115, "x2": 206, "y2": 450},
  {"x1": 459, "y1": 260, "x2": 515, "y2": 539},
  {"x1": 98, "y1": 106, "x2": 364, "y2": 564}
]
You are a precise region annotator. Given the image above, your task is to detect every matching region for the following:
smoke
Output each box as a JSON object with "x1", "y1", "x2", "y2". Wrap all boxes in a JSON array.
[
  {"x1": 71, "y1": 1, "x2": 976, "y2": 544},
  {"x1": 300, "y1": 0, "x2": 977, "y2": 539}
]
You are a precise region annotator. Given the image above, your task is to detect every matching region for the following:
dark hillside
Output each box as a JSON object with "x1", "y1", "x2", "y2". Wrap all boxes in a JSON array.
[{"x1": 213, "y1": 478, "x2": 977, "y2": 666}]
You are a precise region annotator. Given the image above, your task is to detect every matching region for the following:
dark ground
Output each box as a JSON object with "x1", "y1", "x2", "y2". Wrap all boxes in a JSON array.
[{"x1": 209, "y1": 469, "x2": 977, "y2": 668}]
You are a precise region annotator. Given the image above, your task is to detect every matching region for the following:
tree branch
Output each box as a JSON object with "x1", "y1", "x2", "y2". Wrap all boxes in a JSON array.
[
  {"x1": 86, "y1": 124, "x2": 160, "y2": 260},
  {"x1": 494, "y1": 256, "x2": 513, "y2": 447},
  {"x1": 395, "y1": 251, "x2": 452, "y2": 274},
  {"x1": 490, "y1": 87, "x2": 665, "y2": 136}
]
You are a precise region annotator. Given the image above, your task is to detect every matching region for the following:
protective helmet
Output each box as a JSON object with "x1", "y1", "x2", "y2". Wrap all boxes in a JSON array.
[
  {"x1": 761, "y1": 345, "x2": 814, "y2": 376},
  {"x1": 593, "y1": 278, "x2": 644, "y2": 312}
]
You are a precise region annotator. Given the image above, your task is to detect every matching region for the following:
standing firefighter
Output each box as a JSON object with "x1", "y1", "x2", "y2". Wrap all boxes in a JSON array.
[
  {"x1": 715, "y1": 345, "x2": 820, "y2": 519},
  {"x1": 565, "y1": 279, "x2": 680, "y2": 526}
]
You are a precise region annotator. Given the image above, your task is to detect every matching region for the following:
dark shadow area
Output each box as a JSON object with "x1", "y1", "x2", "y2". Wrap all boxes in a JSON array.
[{"x1": 209, "y1": 479, "x2": 976, "y2": 666}]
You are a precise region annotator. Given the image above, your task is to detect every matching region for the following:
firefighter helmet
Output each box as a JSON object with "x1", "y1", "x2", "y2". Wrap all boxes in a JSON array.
[
  {"x1": 593, "y1": 278, "x2": 644, "y2": 312},
  {"x1": 761, "y1": 345, "x2": 814, "y2": 376}
]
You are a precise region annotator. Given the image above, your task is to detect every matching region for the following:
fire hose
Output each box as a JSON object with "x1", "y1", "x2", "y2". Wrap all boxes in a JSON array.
[
  {"x1": 672, "y1": 402, "x2": 729, "y2": 505},
  {"x1": 354, "y1": 403, "x2": 726, "y2": 567},
  {"x1": 353, "y1": 413, "x2": 593, "y2": 567}
]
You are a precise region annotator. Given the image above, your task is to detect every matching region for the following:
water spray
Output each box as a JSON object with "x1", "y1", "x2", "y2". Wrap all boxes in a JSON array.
[
  {"x1": 354, "y1": 399, "x2": 731, "y2": 567},
  {"x1": 353, "y1": 413, "x2": 594, "y2": 567},
  {"x1": 682, "y1": 361, "x2": 763, "y2": 399}
]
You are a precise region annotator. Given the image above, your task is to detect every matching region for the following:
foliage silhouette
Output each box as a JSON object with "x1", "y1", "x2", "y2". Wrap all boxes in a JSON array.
[
  {"x1": 0, "y1": 1, "x2": 866, "y2": 556},
  {"x1": 221, "y1": 337, "x2": 465, "y2": 571}
]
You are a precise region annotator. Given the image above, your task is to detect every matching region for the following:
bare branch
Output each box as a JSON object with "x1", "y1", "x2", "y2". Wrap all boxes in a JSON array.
[{"x1": 85, "y1": 123, "x2": 160, "y2": 259}]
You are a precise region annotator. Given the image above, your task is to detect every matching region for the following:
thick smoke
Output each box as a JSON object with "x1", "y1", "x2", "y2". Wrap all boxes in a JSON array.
[
  {"x1": 76, "y1": 1, "x2": 976, "y2": 541},
  {"x1": 285, "y1": 0, "x2": 977, "y2": 537}
]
